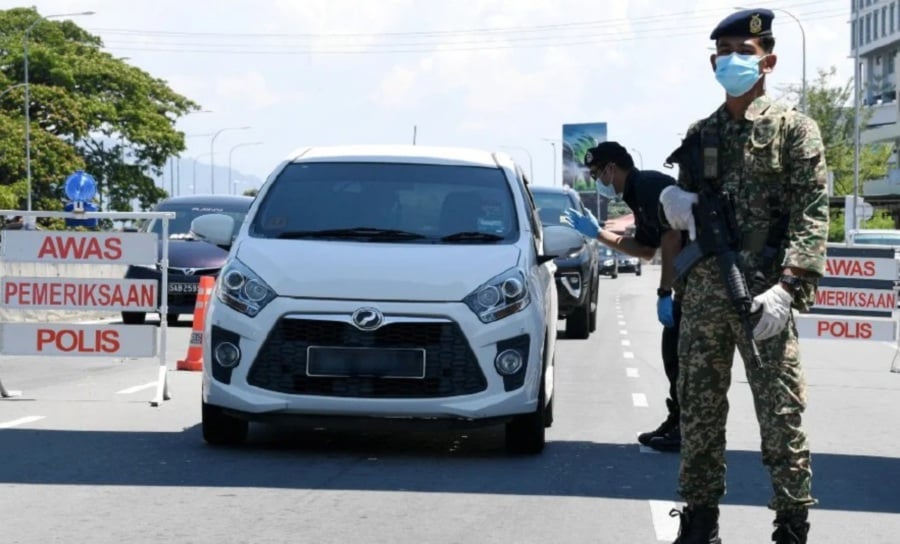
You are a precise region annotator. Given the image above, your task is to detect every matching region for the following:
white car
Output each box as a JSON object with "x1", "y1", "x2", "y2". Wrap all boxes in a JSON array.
[{"x1": 191, "y1": 145, "x2": 570, "y2": 454}]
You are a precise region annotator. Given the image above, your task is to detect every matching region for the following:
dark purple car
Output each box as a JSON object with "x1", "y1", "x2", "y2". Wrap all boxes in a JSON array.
[{"x1": 122, "y1": 195, "x2": 254, "y2": 325}]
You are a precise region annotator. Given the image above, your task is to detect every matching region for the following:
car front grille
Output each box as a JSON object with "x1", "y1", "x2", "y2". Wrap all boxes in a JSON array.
[{"x1": 247, "y1": 318, "x2": 488, "y2": 398}]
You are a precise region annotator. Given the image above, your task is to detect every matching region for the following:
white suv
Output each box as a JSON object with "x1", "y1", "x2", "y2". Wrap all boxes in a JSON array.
[{"x1": 191, "y1": 145, "x2": 570, "y2": 454}]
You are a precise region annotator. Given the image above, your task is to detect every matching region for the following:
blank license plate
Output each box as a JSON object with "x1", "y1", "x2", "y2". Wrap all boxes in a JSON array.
[
  {"x1": 168, "y1": 282, "x2": 198, "y2": 294},
  {"x1": 306, "y1": 346, "x2": 426, "y2": 379}
]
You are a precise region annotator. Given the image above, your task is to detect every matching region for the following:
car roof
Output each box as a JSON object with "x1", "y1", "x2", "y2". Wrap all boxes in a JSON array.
[
  {"x1": 285, "y1": 144, "x2": 514, "y2": 169},
  {"x1": 530, "y1": 185, "x2": 575, "y2": 194},
  {"x1": 155, "y1": 195, "x2": 254, "y2": 209}
]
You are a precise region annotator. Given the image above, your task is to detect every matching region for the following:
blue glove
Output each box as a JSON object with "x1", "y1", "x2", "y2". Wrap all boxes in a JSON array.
[
  {"x1": 657, "y1": 294, "x2": 675, "y2": 328},
  {"x1": 563, "y1": 208, "x2": 599, "y2": 239}
]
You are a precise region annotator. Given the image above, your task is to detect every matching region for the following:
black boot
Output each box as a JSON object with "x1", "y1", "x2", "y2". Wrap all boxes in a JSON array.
[
  {"x1": 648, "y1": 424, "x2": 681, "y2": 452},
  {"x1": 772, "y1": 510, "x2": 809, "y2": 544},
  {"x1": 670, "y1": 505, "x2": 722, "y2": 544},
  {"x1": 639, "y1": 399, "x2": 679, "y2": 447}
]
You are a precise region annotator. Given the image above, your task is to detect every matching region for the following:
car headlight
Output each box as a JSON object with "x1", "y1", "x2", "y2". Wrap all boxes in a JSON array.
[
  {"x1": 216, "y1": 259, "x2": 276, "y2": 317},
  {"x1": 464, "y1": 268, "x2": 531, "y2": 323},
  {"x1": 603, "y1": 259, "x2": 614, "y2": 266}
]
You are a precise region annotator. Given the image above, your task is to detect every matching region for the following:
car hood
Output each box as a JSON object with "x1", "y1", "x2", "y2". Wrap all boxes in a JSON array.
[
  {"x1": 234, "y1": 240, "x2": 521, "y2": 301},
  {"x1": 157, "y1": 239, "x2": 230, "y2": 270}
]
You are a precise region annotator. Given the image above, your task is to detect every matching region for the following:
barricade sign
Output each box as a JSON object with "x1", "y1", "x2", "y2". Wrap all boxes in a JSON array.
[
  {"x1": 0, "y1": 209, "x2": 175, "y2": 405},
  {"x1": 797, "y1": 243, "x2": 899, "y2": 349}
]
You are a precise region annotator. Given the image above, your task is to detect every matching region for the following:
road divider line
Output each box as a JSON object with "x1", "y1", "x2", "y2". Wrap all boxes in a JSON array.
[
  {"x1": 649, "y1": 500, "x2": 679, "y2": 541},
  {"x1": 632, "y1": 393, "x2": 648, "y2": 407},
  {"x1": 116, "y1": 382, "x2": 158, "y2": 395},
  {"x1": 620, "y1": 329, "x2": 628, "y2": 335},
  {"x1": 0, "y1": 416, "x2": 46, "y2": 429},
  {"x1": 626, "y1": 367, "x2": 639, "y2": 378},
  {"x1": 623, "y1": 352, "x2": 635, "y2": 359},
  {"x1": 621, "y1": 339, "x2": 631, "y2": 346},
  {"x1": 618, "y1": 320, "x2": 627, "y2": 326}
]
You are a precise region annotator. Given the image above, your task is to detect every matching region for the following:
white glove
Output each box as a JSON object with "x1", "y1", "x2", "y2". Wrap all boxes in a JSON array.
[
  {"x1": 750, "y1": 284, "x2": 793, "y2": 341},
  {"x1": 659, "y1": 186, "x2": 699, "y2": 240}
]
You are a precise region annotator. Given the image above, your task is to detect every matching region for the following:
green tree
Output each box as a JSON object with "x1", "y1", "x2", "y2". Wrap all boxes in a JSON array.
[
  {"x1": 242, "y1": 188, "x2": 259, "y2": 197},
  {"x1": 0, "y1": 7, "x2": 199, "y2": 216}
]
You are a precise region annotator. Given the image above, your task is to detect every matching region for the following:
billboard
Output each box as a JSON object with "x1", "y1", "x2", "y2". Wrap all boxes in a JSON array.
[{"x1": 561, "y1": 122, "x2": 607, "y2": 189}]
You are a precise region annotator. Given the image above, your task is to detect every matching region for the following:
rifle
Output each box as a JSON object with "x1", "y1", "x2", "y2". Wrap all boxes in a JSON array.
[{"x1": 664, "y1": 132, "x2": 764, "y2": 368}]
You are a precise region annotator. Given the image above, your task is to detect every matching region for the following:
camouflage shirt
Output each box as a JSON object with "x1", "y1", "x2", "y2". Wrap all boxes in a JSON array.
[{"x1": 676, "y1": 95, "x2": 829, "y2": 309}]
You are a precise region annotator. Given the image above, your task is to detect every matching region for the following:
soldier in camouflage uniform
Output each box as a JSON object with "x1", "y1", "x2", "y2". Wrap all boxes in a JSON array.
[{"x1": 659, "y1": 8, "x2": 828, "y2": 544}]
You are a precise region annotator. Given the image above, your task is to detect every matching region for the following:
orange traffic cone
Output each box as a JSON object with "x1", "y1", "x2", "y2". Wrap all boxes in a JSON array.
[{"x1": 177, "y1": 275, "x2": 215, "y2": 371}]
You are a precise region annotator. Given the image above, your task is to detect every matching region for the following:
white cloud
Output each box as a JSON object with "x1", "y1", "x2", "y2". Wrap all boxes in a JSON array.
[{"x1": 214, "y1": 71, "x2": 296, "y2": 111}]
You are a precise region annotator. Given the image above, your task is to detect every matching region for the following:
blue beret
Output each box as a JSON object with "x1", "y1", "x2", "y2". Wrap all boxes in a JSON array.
[{"x1": 710, "y1": 8, "x2": 774, "y2": 40}]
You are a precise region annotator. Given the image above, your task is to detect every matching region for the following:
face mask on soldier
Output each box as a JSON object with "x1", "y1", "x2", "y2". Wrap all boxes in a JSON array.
[{"x1": 714, "y1": 53, "x2": 766, "y2": 97}]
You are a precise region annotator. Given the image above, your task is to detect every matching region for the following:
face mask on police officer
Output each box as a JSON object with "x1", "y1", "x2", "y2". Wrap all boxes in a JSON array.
[
  {"x1": 714, "y1": 53, "x2": 767, "y2": 97},
  {"x1": 594, "y1": 165, "x2": 618, "y2": 199}
]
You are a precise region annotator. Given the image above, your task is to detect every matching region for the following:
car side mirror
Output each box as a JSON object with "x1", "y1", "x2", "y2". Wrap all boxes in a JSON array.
[
  {"x1": 191, "y1": 213, "x2": 235, "y2": 248},
  {"x1": 540, "y1": 224, "x2": 585, "y2": 262}
]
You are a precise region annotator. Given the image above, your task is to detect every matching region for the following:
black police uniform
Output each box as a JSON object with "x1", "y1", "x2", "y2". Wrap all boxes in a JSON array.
[{"x1": 620, "y1": 168, "x2": 682, "y2": 442}]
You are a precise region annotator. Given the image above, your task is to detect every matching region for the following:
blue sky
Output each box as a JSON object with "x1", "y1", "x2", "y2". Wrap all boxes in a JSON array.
[{"x1": 15, "y1": 0, "x2": 852, "y2": 195}]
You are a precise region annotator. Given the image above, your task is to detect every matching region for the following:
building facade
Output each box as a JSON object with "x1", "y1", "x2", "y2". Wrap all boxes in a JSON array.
[{"x1": 854, "y1": 0, "x2": 900, "y2": 195}]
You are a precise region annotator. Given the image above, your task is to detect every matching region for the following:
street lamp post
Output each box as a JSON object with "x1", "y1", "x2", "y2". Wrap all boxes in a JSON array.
[
  {"x1": 500, "y1": 145, "x2": 535, "y2": 181},
  {"x1": 210, "y1": 126, "x2": 250, "y2": 194},
  {"x1": 228, "y1": 142, "x2": 263, "y2": 195},
  {"x1": 630, "y1": 147, "x2": 644, "y2": 169},
  {"x1": 193, "y1": 152, "x2": 212, "y2": 195},
  {"x1": 23, "y1": 11, "x2": 94, "y2": 212},
  {"x1": 542, "y1": 139, "x2": 558, "y2": 186},
  {"x1": 735, "y1": 6, "x2": 806, "y2": 112}
]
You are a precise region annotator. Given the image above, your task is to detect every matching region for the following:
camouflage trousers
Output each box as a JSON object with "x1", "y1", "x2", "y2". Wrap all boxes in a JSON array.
[{"x1": 677, "y1": 285, "x2": 817, "y2": 512}]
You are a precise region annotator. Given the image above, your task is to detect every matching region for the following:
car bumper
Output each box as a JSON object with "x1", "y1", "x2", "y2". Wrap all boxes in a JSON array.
[
  {"x1": 124, "y1": 266, "x2": 214, "y2": 315},
  {"x1": 554, "y1": 270, "x2": 587, "y2": 316},
  {"x1": 202, "y1": 295, "x2": 546, "y2": 422}
]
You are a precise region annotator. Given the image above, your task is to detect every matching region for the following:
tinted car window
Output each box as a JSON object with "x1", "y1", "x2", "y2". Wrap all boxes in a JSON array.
[
  {"x1": 532, "y1": 191, "x2": 579, "y2": 226},
  {"x1": 250, "y1": 162, "x2": 519, "y2": 243},
  {"x1": 143, "y1": 203, "x2": 249, "y2": 240}
]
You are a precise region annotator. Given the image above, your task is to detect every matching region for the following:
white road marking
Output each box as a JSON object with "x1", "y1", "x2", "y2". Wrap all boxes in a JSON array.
[
  {"x1": 623, "y1": 352, "x2": 635, "y2": 359},
  {"x1": 632, "y1": 393, "x2": 648, "y2": 407},
  {"x1": 649, "y1": 500, "x2": 680, "y2": 541},
  {"x1": 626, "y1": 367, "x2": 639, "y2": 378},
  {"x1": 116, "y1": 382, "x2": 158, "y2": 395},
  {"x1": 618, "y1": 320, "x2": 627, "y2": 326},
  {"x1": 0, "y1": 416, "x2": 46, "y2": 429},
  {"x1": 620, "y1": 329, "x2": 628, "y2": 335},
  {"x1": 621, "y1": 339, "x2": 631, "y2": 346}
]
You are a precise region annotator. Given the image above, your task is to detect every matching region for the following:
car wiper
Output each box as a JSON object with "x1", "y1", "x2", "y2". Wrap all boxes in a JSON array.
[
  {"x1": 277, "y1": 227, "x2": 427, "y2": 240},
  {"x1": 440, "y1": 231, "x2": 505, "y2": 242}
]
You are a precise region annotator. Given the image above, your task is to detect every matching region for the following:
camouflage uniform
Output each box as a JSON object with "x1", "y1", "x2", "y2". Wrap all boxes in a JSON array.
[{"x1": 675, "y1": 95, "x2": 828, "y2": 512}]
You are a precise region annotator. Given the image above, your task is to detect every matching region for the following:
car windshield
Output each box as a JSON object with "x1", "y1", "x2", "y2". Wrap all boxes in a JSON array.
[
  {"x1": 143, "y1": 204, "x2": 249, "y2": 240},
  {"x1": 532, "y1": 191, "x2": 575, "y2": 226},
  {"x1": 599, "y1": 246, "x2": 615, "y2": 257},
  {"x1": 250, "y1": 162, "x2": 519, "y2": 243}
]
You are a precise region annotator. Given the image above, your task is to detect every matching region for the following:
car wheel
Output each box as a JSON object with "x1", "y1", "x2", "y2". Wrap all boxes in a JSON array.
[
  {"x1": 588, "y1": 279, "x2": 598, "y2": 333},
  {"x1": 565, "y1": 299, "x2": 591, "y2": 339},
  {"x1": 202, "y1": 401, "x2": 249, "y2": 446},
  {"x1": 635, "y1": 265, "x2": 642, "y2": 276},
  {"x1": 611, "y1": 272, "x2": 618, "y2": 279},
  {"x1": 505, "y1": 369, "x2": 548, "y2": 454},
  {"x1": 121, "y1": 312, "x2": 146, "y2": 325}
]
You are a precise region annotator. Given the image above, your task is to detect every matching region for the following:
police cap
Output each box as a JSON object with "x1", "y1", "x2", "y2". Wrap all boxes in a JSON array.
[
  {"x1": 583, "y1": 141, "x2": 631, "y2": 168},
  {"x1": 709, "y1": 8, "x2": 774, "y2": 40}
]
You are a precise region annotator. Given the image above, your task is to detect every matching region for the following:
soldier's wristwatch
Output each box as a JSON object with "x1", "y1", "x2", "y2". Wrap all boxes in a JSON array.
[{"x1": 779, "y1": 275, "x2": 803, "y2": 294}]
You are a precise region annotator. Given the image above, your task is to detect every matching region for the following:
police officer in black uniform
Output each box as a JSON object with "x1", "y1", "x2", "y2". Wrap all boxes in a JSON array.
[{"x1": 565, "y1": 141, "x2": 684, "y2": 452}]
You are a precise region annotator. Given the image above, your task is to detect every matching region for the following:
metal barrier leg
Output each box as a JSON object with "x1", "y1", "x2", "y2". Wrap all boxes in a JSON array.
[
  {"x1": 150, "y1": 365, "x2": 170, "y2": 406},
  {"x1": 0, "y1": 376, "x2": 22, "y2": 398}
]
